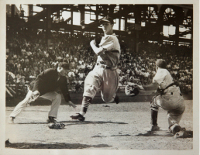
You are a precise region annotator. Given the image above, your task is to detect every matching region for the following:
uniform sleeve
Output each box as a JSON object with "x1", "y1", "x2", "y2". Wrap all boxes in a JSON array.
[
  {"x1": 59, "y1": 77, "x2": 71, "y2": 102},
  {"x1": 152, "y1": 69, "x2": 167, "y2": 84},
  {"x1": 99, "y1": 35, "x2": 114, "y2": 51}
]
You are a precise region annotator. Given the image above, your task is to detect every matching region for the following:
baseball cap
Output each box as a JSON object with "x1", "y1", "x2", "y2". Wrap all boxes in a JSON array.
[
  {"x1": 156, "y1": 59, "x2": 167, "y2": 68},
  {"x1": 99, "y1": 16, "x2": 114, "y2": 24}
]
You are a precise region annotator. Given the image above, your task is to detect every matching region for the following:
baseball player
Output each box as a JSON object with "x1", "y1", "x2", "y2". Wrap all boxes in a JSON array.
[
  {"x1": 125, "y1": 82, "x2": 144, "y2": 97},
  {"x1": 142, "y1": 59, "x2": 185, "y2": 135},
  {"x1": 70, "y1": 16, "x2": 121, "y2": 121},
  {"x1": 9, "y1": 62, "x2": 76, "y2": 123}
]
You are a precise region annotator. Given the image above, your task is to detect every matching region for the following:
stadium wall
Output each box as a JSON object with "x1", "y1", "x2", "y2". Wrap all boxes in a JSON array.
[{"x1": 6, "y1": 90, "x2": 192, "y2": 107}]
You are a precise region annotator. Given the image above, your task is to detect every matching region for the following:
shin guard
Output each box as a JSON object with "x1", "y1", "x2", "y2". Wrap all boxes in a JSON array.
[{"x1": 151, "y1": 109, "x2": 158, "y2": 126}]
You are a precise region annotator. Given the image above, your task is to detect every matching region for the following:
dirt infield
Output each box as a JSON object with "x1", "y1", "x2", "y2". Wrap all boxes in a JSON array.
[{"x1": 4, "y1": 100, "x2": 193, "y2": 151}]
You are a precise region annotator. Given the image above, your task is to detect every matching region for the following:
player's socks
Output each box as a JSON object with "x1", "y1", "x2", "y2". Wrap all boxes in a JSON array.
[
  {"x1": 151, "y1": 109, "x2": 158, "y2": 126},
  {"x1": 70, "y1": 96, "x2": 92, "y2": 121},
  {"x1": 47, "y1": 116, "x2": 57, "y2": 123},
  {"x1": 79, "y1": 107, "x2": 87, "y2": 116},
  {"x1": 150, "y1": 109, "x2": 160, "y2": 131},
  {"x1": 80, "y1": 96, "x2": 92, "y2": 115}
]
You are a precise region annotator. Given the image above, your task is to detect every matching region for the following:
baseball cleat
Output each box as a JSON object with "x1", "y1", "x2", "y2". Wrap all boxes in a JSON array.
[
  {"x1": 70, "y1": 113, "x2": 85, "y2": 121},
  {"x1": 174, "y1": 128, "x2": 187, "y2": 138},
  {"x1": 47, "y1": 116, "x2": 57, "y2": 123},
  {"x1": 114, "y1": 95, "x2": 120, "y2": 104},
  {"x1": 150, "y1": 125, "x2": 160, "y2": 131},
  {"x1": 170, "y1": 124, "x2": 182, "y2": 135},
  {"x1": 8, "y1": 116, "x2": 15, "y2": 123}
]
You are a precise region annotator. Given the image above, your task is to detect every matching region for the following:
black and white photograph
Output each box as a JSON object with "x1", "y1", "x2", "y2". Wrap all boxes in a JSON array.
[{"x1": 1, "y1": 1, "x2": 199, "y2": 155}]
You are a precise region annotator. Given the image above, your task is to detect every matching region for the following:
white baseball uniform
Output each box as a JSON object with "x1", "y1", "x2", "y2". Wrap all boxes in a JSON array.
[
  {"x1": 83, "y1": 33, "x2": 121, "y2": 102},
  {"x1": 151, "y1": 67, "x2": 185, "y2": 127}
]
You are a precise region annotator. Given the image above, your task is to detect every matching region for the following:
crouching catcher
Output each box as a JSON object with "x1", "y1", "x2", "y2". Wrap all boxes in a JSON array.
[{"x1": 142, "y1": 59, "x2": 185, "y2": 137}]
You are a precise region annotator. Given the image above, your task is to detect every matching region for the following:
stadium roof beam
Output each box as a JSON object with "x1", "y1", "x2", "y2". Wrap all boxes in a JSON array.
[
  {"x1": 80, "y1": 5, "x2": 134, "y2": 31},
  {"x1": 23, "y1": 4, "x2": 193, "y2": 44}
]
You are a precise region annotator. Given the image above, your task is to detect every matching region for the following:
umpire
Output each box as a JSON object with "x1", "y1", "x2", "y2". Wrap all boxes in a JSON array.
[{"x1": 9, "y1": 62, "x2": 76, "y2": 123}]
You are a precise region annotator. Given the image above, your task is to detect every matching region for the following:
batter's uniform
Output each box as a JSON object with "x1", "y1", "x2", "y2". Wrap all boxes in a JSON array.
[
  {"x1": 10, "y1": 68, "x2": 72, "y2": 120},
  {"x1": 150, "y1": 67, "x2": 185, "y2": 131},
  {"x1": 79, "y1": 33, "x2": 121, "y2": 116}
]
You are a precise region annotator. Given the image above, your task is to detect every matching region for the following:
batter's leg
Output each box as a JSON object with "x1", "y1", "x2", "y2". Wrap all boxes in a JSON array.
[
  {"x1": 70, "y1": 70, "x2": 102, "y2": 120},
  {"x1": 79, "y1": 96, "x2": 92, "y2": 116},
  {"x1": 79, "y1": 71, "x2": 102, "y2": 115},
  {"x1": 101, "y1": 69, "x2": 119, "y2": 103}
]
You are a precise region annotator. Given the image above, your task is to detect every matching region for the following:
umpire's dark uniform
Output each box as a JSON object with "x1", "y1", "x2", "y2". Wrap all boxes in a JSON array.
[{"x1": 10, "y1": 68, "x2": 71, "y2": 119}]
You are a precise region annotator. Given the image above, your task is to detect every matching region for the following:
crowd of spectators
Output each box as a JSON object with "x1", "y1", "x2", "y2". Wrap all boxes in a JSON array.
[
  {"x1": 6, "y1": 29, "x2": 193, "y2": 97},
  {"x1": 118, "y1": 41, "x2": 193, "y2": 93}
]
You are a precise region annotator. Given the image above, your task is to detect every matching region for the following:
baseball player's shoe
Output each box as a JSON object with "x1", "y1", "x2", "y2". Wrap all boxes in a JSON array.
[
  {"x1": 150, "y1": 125, "x2": 160, "y2": 131},
  {"x1": 47, "y1": 116, "x2": 57, "y2": 123},
  {"x1": 174, "y1": 128, "x2": 187, "y2": 138},
  {"x1": 114, "y1": 95, "x2": 120, "y2": 104},
  {"x1": 8, "y1": 116, "x2": 15, "y2": 123},
  {"x1": 70, "y1": 113, "x2": 85, "y2": 121},
  {"x1": 169, "y1": 124, "x2": 182, "y2": 135}
]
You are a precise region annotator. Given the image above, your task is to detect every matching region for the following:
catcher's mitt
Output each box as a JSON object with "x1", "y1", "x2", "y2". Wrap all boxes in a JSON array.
[
  {"x1": 125, "y1": 85, "x2": 140, "y2": 97},
  {"x1": 48, "y1": 122, "x2": 65, "y2": 129}
]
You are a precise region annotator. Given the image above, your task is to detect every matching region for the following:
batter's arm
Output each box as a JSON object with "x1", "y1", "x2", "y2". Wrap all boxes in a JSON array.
[{"x1": 90, "y1": 40, "x2": 106, "y2": 55}]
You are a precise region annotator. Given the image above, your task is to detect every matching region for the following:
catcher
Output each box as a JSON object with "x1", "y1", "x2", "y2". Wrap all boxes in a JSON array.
[
  {"x1": 142, "y1": 59, "x2": 185, "y2": 136},
  {"x1": 9, "y1": 62, "x2": 76, "y2": 129}
]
